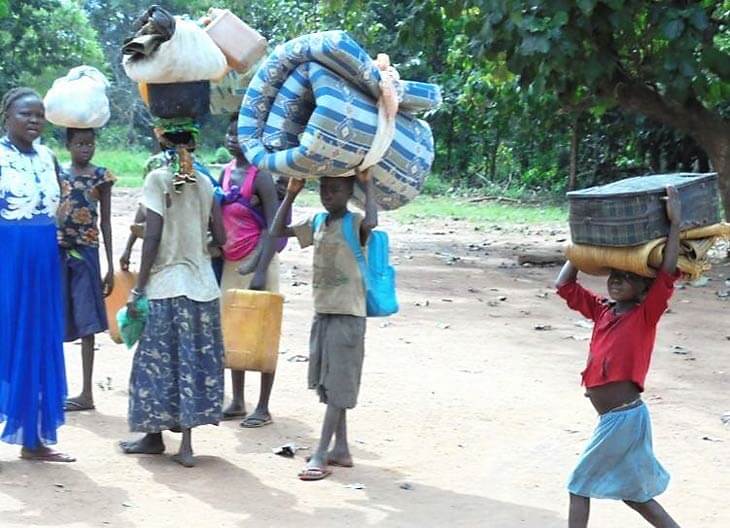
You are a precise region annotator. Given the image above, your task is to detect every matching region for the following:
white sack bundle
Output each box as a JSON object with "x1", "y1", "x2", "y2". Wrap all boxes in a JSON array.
[
  {"x1": 44, "y1": 66, "x2": 111, "y2": 129},
  {"x1": 123, "y1": 18, "x2": 228, "y2": 83}
]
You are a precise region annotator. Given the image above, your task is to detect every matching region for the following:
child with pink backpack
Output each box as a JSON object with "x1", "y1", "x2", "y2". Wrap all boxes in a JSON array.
[{"x1": 218, "y1": 115, "x2": 288, "y2": 428}]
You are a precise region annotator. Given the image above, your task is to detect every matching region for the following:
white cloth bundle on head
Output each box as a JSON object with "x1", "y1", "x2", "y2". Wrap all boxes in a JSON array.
[
  {"x1": 123, "y1": 18, "x2": 227, "y2": 83},
  {"x1": 44, "y1": 66, "x2": 111, "y2": 129}
]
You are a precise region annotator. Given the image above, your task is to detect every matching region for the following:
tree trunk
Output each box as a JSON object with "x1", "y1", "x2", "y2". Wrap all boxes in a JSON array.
[
  {"x1": 568, "y1": 117, "x2": 579, "y2": 191},
  {"x1": 607, "y1": 77, "x2": 730, "y2": 221},
  {"x1": 445, "y1": 109, "x2": 455, "y2": 175},
  {"x1": 489, "y1": 131, "x2": 500, "y2": 181}
]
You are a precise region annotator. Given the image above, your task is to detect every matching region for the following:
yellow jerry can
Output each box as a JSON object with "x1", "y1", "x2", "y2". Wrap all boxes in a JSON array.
[
  {"x1": 106, "y1": 271, "x2": 138, "y2": 345},
  {"x1": 222, "y1": 289, "x2": 284, "y2": 373}
]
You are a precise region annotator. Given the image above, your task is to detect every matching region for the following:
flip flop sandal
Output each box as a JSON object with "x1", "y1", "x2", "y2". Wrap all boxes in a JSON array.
[
  {"x1": 240, "y1": 415, "x2": 273, "y2": 428},
  {"x1": 21, "y1": 451, "x2": 76, "y2": 463},
  {"x1": 298, "y1": 467, "x2": 331, "y2": 481},
  {"x1": 64, "y1": 400, "x2": 95, "y2": 412}
]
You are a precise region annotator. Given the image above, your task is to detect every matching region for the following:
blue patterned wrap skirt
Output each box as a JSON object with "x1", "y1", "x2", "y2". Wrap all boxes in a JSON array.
[
  {"x1": 128, "y1": 296, "x2": 224, "y2": 432},
  {"x1": 568, "y1": 400, "x2": 670, "y2": 503}
]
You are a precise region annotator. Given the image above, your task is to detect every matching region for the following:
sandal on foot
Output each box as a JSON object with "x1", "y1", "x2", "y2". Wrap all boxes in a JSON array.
[
  {"x1": 298, "y1": 467, "x2": 331, "y2": 481},
  {"x1": 240, "y1": 415, "x2": 273, "y2": 428},
  {"x1": 64, "y1": 399, "x2": 95, "y2": 412},
  {"x1": 21, "y1": 450, "x2": 76, "y2": 463}
]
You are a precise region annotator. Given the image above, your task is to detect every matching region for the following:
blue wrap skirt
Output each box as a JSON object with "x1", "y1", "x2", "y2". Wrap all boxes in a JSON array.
[
  {"x1": 0, "y1": 221, "x2": 67, "y2": 448},
  {"x1": 568, "y1": 400, "x2": 670, "y2": 503},
  {"x1": 61, "y1": 245, "x2": 108, "y2": 341}
]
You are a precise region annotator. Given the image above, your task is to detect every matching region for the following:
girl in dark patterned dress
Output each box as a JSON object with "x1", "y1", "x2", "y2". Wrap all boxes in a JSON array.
[
  {"x1": 119, "y1": 127, "x2": 226, "y2": 468},
  {"x1": 58, "y1": 128, "x2": 115, "y2": 412}
]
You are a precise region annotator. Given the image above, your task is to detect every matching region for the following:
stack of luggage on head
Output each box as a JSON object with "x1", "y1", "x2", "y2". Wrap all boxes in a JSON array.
[
  {"x1": 124, "y1": 6, "x2": 268, "y2": 119},
  {"x1": 123, "y1": 6, "x2": 225, "y2": 119},
  {"x1": 237, "y1": 30, "x2": 442, "y2": 211},
  {"x1": 566, "y1": 173, "x2": 730, "y2": 280}
]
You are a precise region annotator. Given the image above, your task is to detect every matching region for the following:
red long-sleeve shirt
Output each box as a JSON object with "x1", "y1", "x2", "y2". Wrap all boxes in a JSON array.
[{"x1": 556, "y1": 270, "x2": 678, "y2": 391}]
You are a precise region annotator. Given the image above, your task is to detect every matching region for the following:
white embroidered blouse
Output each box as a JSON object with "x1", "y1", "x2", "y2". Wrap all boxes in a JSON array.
[{"x1": 0, "y1": 136, "x2": 60, "y2": 225}]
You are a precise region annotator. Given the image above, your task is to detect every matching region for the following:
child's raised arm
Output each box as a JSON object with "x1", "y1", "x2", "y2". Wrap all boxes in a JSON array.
[
  {"x1": 661, "y1": 185, "x2": 681, "y2": 275},
  {"x1": 555, "y1": 260, "x2": 603, "y2": 321},
  {"x1": 555, "y1": 260, "x2": 579, "y2": 289},
  {"x1": 357, "y1": 168, "x2": 378, "y2": 246},
  {"x1": 269, "y1": 178, "x2": 305, "y2": 239}
]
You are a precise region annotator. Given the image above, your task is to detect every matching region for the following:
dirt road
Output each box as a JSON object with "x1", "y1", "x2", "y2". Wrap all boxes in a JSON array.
[{"x1": 1, "y1": 190, "x2": 728, "y2": 527}]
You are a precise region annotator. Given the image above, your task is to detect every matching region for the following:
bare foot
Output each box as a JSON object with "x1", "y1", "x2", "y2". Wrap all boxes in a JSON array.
[
  {"x1": 222, "y1": 401, "x2": 246, "y2": 421},
  {"x1": 325, "y1": 449, "x2": 353, "y2": 468},
  {"x1": 65, "y1": 395, "x2": 95, "y2": 412},
  {"x1": 172, "y1": 450, "x2": 195, "y2": 468},
  {"x1": 307, "y1": 450, "x2": 353, "y2": 468},
  {"x1": 20, "y1": 446, "x2": 75, "y2": 463},
  {"x1": 119, "y1": 434, "x2": 165, "y2": 455}
]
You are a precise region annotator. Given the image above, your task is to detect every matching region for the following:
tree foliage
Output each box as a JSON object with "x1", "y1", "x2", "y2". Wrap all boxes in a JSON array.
[
  {"x1": 398, "y1": 0, "x2": 730, "y2": 212},
  {"x1": 472, "y1": 0, "x2": 730, "y2": 106},
  {"x1": 4, "y1": 0, "x2": 727, "y2": 209},
  {"x1": 0, "y1": 0, "x2": 103, "y2": 95}
]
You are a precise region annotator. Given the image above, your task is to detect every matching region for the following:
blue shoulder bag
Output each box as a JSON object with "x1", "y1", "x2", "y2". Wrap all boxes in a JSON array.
[{"x1": 313, "y1": 212, "x2": 399, "y2": 317}]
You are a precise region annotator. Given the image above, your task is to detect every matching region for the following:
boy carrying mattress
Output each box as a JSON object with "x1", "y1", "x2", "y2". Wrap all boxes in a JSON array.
[
  {"x1": 270, "y1": 170, "x2": 376, "y2": 481},
  {"x1": 555, "y1": 185, "x2": 682, "y2": 528}
]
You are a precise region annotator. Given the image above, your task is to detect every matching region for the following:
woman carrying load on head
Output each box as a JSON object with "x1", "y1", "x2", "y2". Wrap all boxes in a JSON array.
[
  {"x1": 219, "y1": 114, "x2": 290, "y2": 428},
  {"x1": 118, "y1": 120, "x2": 227, "y2": 468},
  {"x1": 119, "y1": 118, "x2": 224, "y2": 280},
  {"x1": 0, "y1": 87, "x2": 75, "y2": 463}
]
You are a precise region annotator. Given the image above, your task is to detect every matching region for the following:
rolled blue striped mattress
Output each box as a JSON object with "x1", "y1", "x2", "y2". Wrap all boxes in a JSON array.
[{"x1": 238, "y1": 30, "x2": 441, "y2": 210}]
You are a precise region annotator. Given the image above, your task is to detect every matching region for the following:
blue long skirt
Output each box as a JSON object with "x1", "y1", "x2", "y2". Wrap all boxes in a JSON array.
[{"x1": 0, "y1": 222, "x2": 67, "y2": 448}]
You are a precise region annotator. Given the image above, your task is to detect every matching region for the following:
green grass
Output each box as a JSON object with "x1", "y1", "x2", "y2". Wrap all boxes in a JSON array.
[
  {"x1": 393, "y1": 196, "x2": 567, "y2": 225},
  {"x1": 295, "y1": 191, "x2": 566, "y2": 225},
  {"x1": 55, "y1": 148, "x2": 222, "y2": 187},
  {"x1": 56, "y1": 148, "x2": 150, "y2": 187}
]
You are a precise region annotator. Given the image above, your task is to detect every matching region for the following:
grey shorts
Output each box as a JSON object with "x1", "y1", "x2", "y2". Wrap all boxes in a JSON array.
[{"x1": 309, "y1": 313, "x2": 366, "y2": 409}]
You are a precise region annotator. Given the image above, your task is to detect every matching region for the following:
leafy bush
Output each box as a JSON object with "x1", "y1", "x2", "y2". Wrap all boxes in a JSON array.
[{"x1": 213, "y1": 147, "x2": 232, "y2": 164}]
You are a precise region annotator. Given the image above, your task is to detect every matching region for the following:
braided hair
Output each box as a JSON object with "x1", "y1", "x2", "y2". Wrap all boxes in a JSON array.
[{"x1": 1, "y1": 87, "x2": 41, "y2": 129}]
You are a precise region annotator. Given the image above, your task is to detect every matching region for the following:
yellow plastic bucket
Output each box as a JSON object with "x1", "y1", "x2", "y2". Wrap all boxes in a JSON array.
[{"x1": 222, "y1": 289, "x2": 284, "y2": 373}]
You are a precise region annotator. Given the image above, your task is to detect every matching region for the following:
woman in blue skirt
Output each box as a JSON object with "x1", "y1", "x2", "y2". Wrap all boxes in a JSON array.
[{"x1": 0, "y1": 87, "x2": 74, "y2": 462}]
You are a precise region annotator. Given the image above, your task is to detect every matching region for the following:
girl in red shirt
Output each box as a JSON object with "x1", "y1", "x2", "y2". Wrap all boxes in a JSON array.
[{"x1": 555, "y1": 186, "x2": 682, "y2": 528}]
